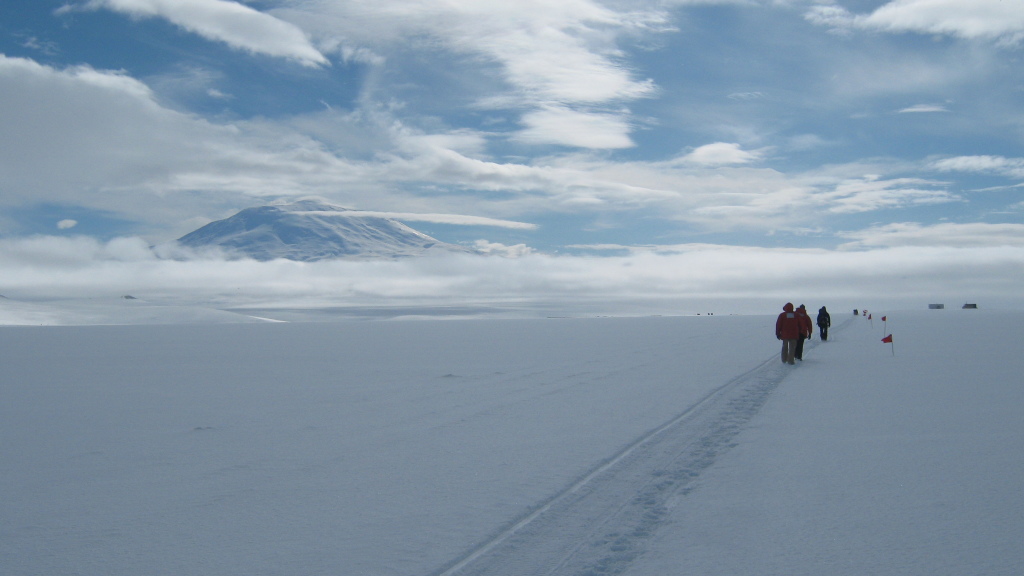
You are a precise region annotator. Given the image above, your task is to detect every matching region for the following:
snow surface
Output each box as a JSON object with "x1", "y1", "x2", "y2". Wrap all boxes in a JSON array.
[{"x1": 2, "y1": 309, "x2": 1022, "y2": 575}]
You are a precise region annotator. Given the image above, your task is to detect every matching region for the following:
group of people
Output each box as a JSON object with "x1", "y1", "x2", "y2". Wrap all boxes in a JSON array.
[{"x1": 775, "y1": 303, "x2": 831, "y2": 365}]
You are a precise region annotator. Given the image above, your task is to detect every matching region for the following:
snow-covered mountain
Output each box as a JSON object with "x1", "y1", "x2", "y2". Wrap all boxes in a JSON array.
[{"x1": 175, "y1": 200, "x2": 472, "y2": 261}]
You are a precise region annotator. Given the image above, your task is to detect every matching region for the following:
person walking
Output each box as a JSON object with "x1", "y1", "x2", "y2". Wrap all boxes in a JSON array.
[
  {"x1": 776, "y1": 302, "x2": 802, "y2": 365},
  {"x1": 817, "y1": 306, "x2": 831, "y2": 341},
  {"x1": 794, "y1": 304, "x2": 813, "y2": 361}
]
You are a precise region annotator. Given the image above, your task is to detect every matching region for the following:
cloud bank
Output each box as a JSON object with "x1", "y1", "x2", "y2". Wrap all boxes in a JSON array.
[{"x1": 2, "y1": 235, "x2": 1022, "y2": 317}]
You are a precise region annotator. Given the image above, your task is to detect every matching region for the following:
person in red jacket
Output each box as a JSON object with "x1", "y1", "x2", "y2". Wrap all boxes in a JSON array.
[
  {"x1": 776, "y1": 302, "x2": 802, "y2": 365},
  {"x1": 794, "y1": 304, "x2": 813, "y2": 361}
]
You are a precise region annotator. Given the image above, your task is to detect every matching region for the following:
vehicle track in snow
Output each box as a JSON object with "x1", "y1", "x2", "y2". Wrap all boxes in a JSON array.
[{"x1": 430, "y1": 319, "x2": 851, "y2": 576}]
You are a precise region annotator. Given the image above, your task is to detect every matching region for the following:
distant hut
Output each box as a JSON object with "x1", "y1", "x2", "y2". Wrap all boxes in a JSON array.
[
  {"x1": 928, "y1": 304, "x2": 945, "y2": 309},
  {"x1": 962, "y1": 303, "x2": 978, "y2": 309}
]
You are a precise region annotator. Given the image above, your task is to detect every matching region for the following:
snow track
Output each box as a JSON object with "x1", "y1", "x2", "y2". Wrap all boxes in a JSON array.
[{"x1": 433, "y1": 320, "x2": 850, "y2": 576}]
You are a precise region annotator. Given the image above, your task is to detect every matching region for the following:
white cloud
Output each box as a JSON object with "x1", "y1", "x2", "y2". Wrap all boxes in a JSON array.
[
  {"x1": 0, "y1": 54, "x2": 541, "y2": 231},
  {"x1": 514, "y1": 106, "x2": 636, "y2": 149},
  {"x1": 471, "y1": 240, "x2": 535, "y2": 258},
  {"x1": 863, "y1": 0, "x2": 1024, "y2": 43},
  {"x1": 679, "y1": 142, "x2": 763, "y2": 166},
  {"x1": 930, "y1": 155, "x2": 1024, "y2": 178},
  {"x1": 898, "y1": 103, "x2": 949, "y2": 113},
  {"x1": 0, "y1": 56, "x2": 190, "y2": 197},
  {"x1": 2, "y1": 26, "x2": 1004, "y2": 249},
  {"x1": 501, "y1": 155, "x2": 959, "y2": 232},
  {"x1": 838, "y1": 222, "x2": 1024, "y2": 249},
  {"x1": 818, "y1": 176, "x2": 958, "y2": 214},
  {"x1": 0, "y1": 55, "x2": 302, "y2": 228},
  {"x1": 805, "y1": 5, "x2": 856, "y2": 30},
  {"x1": 808, "y1": 0, "x2": 1024, "y2": 44},
  {"x1": 57, "y1": 219, "x2": 78, "y2": 230},
  {"x1": 0, "y1": 52, "x2": 980, "y2": 243},
  {"x1": 284, "y1": 0, "x2": 661, "y2": 147},
  {"x1": 207, "y1": 88, "x2": 231, "y2": 100},
  {"x1": 78, "y1": 0, "x2": 328, "y2": 67},
  {"x1": 338, "y1": 46, "x2": 386, "y2": 67},
  {"x1": 0, "y1": 235, "x2": 156, "y2": 267}
]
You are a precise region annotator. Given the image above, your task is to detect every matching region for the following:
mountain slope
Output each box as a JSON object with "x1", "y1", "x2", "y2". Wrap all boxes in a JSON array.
[{"x1": 175, "y1": 200, "x2": 472, "y2": 261}]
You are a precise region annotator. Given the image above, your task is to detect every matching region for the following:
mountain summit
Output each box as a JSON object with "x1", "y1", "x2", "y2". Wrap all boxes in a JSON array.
[{"x1": 175, "y1": 200, "x2": 471, "y2": 261}]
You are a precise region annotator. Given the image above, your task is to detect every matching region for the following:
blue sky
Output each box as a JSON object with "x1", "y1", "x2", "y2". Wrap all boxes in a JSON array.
[{"x1": 1, "y1": 0, "x2": 1023, "y2": 310}]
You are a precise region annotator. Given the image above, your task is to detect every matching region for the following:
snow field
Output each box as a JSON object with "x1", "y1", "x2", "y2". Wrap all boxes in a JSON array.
[
  {"x1": 1, "y1": 309, "x2": 1021, "y2": 575},
  {"x1": 1, "y1": 315, "x2": 772, "y2": 575},
  {"x1": 623, "y1": 310, "x2": 1024, "y2": 576}
]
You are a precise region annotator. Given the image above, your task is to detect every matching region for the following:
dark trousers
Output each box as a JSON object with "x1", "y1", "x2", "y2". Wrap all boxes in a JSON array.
[
  {"x1": 819, "y1": 325, "x2": 828, "y2": 340},
  {"x1": 781, "y1": 339, "x2": 797, "y2": 364},
  {"x1": 795, "y1": 335, "x2": 806, "y2": 360}
]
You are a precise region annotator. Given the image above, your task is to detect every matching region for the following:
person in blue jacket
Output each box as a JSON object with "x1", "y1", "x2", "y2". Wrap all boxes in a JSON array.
[{"x1": 817, "y1": 306, "x2": 831, "y2": 341}]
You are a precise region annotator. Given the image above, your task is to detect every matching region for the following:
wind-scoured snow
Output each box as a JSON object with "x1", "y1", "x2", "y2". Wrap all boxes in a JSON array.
[
  {"x1": 1, "y1": 309, "x2": 1021, "y2": 575},
  {"x1": 174, "y1": 200, "x2": 472, "y2": 261}
]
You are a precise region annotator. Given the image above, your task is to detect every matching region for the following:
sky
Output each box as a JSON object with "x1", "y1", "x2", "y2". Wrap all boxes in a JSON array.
[{"x1": 1, "y1": 0, "x2": 1023, "y2": 309}]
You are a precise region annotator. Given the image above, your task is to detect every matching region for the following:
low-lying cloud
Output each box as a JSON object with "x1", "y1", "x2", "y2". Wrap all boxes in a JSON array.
[{"x1": 2, "y1": 235, "x2": 1021, "y2": 317}]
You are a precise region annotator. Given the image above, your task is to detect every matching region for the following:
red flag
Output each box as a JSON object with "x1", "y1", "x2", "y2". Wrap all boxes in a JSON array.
[
  {"x1": 868, "y1": 314, "x2": 872, "y2": 320},
  {"x1": 881, "y1": 316, "x2": 887, "y2": 321},
  {"x1": 882, "y1": 334, "x2": 893, "y2": 343}
]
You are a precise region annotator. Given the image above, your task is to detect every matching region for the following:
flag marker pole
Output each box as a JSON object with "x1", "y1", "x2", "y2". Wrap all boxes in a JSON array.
[{"x1": 882, "y1": 334, "x2": 895, "y2": 356}]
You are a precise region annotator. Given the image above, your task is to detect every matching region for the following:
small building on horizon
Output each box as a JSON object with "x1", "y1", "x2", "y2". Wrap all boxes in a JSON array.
[
  {"x1": 962, "y1": 303, "x2": 978, "y2": 309},
  {"x1": 929, "y1": 303, "x2": 945, "y2": 309}
]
